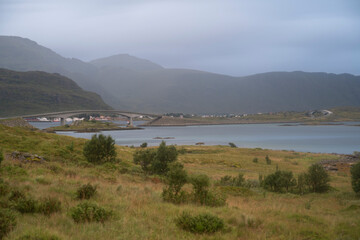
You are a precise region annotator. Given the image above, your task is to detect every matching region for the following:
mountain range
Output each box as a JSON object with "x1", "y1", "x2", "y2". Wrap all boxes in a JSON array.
[{"x1": 1, "y1": 36, "x2": 360, "y2": 114}]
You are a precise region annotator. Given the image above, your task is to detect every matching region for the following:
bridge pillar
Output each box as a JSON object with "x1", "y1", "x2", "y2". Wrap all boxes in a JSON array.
[
  {"x1": 127, "y1": 117, "x2": 133, "y2": 127},
  {"x1": 60, "y1": 117, "x2": 66, "y2": 126}
]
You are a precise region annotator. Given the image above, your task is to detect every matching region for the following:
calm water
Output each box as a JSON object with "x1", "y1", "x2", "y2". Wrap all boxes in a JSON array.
[{"x1": 30, "y1": 121, "x2": 360, "y2": 154}]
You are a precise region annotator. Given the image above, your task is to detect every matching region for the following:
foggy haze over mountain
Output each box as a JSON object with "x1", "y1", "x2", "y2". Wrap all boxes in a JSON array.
[{"x1": 1, "y1": 0, "x2": 359, "y2": 76}]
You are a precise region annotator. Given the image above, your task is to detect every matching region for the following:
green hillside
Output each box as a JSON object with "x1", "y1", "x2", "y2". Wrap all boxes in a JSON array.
[{"x1": 0, "y1": 68, "x2": 112, "y2": 117}]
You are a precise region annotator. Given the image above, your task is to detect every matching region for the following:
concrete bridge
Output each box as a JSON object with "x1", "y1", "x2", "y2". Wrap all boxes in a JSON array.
[{"x1": 19, "y1": 110, "x2": 160, "y2": 126}]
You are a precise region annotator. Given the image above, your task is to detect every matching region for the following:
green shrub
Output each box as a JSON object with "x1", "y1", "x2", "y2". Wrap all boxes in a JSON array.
[
  {"x1": 133, "y1": 149, "x2": 156, "y2": 174},
  {"x1": 140, "y1": 142, "x2": 147, "y2": 148},
  {"x1": 228, "y1": 142, "x2": 237, "y2": 148},
  {"x1": 0, "y1": 208, "x2": 17, "y2": 240},
  {"x1": 0, "y1": 149, "x2": 3, "y2": 166},
  {"x1": 263, "y1": 170, "x2": 297, "y2": 193},
  {"x1": 83, "y1": 134, "x2": 117, "y2": 164},
  {"x1": 8, "y1": 190, "x2": 25, "y2": 202},
  {"x1": 133, "y1": 141, "x2": 178, "y2": 175},
  {"x1": 265, "y1": 155, "x2": 271, "y2": 165},
  {"x1": 190, "y1": 174, "x2": 226, "y2": 207},
  {"x1": 307, "y1": 164, "x2": 330, "y2": 193},
  {"x1": 14, "y1": 198, "x2": 38, "y2": 214},
  {"x1": 350, "y1": 161, "x2": 360, "y2": 195},
  {"x1": 38, "y1": 197, "x2": 61, "y2": 216},
  {"x1": 175, "y1": 212, "x2": 224, "y2": 234},
  {"x1": 16, "y1": 230, "x2": 61, "y2": 240},
  {"x1": 76, "y1": 183, "x2": 97, "y2": 200},
  {"x1": 252, "y1": 158, "x2": 258, "y2": 163},
  {"x1": 151, "y1": 141, "x2": 178, "y2": 175},
  {"x1": 70, "y1": 202, "x2": 112, "y2": 223},
  {"x1": 162, "y1": 163, "x2": 188, "y2": 204},
  {"x1": 0, "y1": 179, "x2": 10, "y2": 197},
  {"x1": 218, "y1": 173, "x2": 245, "y2": 187},
  {"x1": 296, "y1": 173, "x2": 309, "y2": 195}
]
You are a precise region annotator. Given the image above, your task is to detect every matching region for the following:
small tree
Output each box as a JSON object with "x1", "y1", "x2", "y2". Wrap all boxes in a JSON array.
[
  {"x1": 151, "y1": 141, "x2": 178, "y2": 175},
  {"x1": 190, "y1": 174, "x2": 210, "y2": 205},
  {"x1": 140, "y1": 142, "x2": 148, "y2": 148},
  {"x1": 306, "y1": 164, "x2": 330, "y2": 193},
  {"x1": 83, "y1": 134, "x2": 117, "y2": 164},
  {"x1": 350, "y1": 161, "x2": 360, "y2": 195},
  {"x1": 162, "y1": 162, "x2": 188, "y2": 203},
  {"x1": 133, "y1": 149, "x2": 156, "y2": 174}
]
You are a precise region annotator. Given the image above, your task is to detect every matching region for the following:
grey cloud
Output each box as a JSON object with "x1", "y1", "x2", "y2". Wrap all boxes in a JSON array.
[{"x1": 0, "y1": 0, "x2": 359, "y2": 76}]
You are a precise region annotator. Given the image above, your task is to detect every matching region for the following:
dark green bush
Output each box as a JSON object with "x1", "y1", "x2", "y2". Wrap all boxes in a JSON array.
[
  {"x1": 16, "y1": 230, "x2": 61, "y2": 240},
  {"x1": 306, "y1": 164, "x2": 330, "y2": 193},
  {"x1": 0, "y1": 149, "x2": 3, "y2": 166},
  {"x1": 0, "y1": 208, "x2": 17, "y2": 240},
  {"x1": 162, "y1": 163, "x2": 188, "y2": 204},
  {"x1": 175, "y1": 212, "x2": 224, "y2": 234},
  {"x1": 350, "y1": 161, "x2": 360, "y2": 195},
  {"x1": 218, "y1": 174, "x2": 245, "y2": 187},
  {"x1": 133, "y1": 141, "x2": 178, "y2": 175},
  {"x1": 133, "y1": 149, "x2": 156, "y2": 174},
  {"x1": 263, "y1": 170, "x2": 297, "y2": 193},
  {"x1": 140, "y1": 142, "x2": 148, "y2": 148},
  {"x1": 0, "y1": 179, "x2": 10, "y2": 197},
  {"x1": 190, "y1": 174, "x2": 226, "y2": 207},
  {"x1": 38, "y1": 197, "x2": 61, "y2": 216},
  {"x1": 265, "y1": 155, "x2": 271, "y2": 165},
  {"x1": 83, "y1": 134, "x2": 117, "y2": 164},
  {"x1": 70, "y1": 202, "x2": 112, "y2": 223},
  {"x1": 8, "y1": 190, "x2": 25, "y2": 202},
  {"x1": 76, "y1": 183, "x2": 97, "y2": 200},
  {"x1": 228, "y1": 142, "x2": 237, "y2": 148},
  {"x1": 252, "y1": 158, "x2": 258, "y2": 163},
  {"x1": 13, "y1": 198, "x2": 38, "y2": 214}
]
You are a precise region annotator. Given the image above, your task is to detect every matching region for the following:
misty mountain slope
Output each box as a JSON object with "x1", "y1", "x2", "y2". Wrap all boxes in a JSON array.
[
  {"x1": 0, "y1": 36, "x2": 124, "y2": 109},
  {"x1": 0, "y1": 68, "x2": 112, "y2": 117},
  {"x1": 1, "y1": 35, "x2": 360, "y2": 114},
  {"x1": 90, "y1": 54, "x2": 164, "y2": 72}
]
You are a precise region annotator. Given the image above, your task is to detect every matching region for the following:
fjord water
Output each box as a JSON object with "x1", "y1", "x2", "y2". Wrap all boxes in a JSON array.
[{"x1": 31, "y1": 122, "x2": 360, "y2": 154}]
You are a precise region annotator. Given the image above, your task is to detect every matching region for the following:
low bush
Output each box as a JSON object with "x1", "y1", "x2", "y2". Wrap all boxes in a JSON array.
[
  {"x1": 0, "y1": 179, "x2": 10, "y2": 197},
  {"x1": 13, "y1": 198, "x2": 38, "y2": 214},
  {"x1": 228, "y1": 142, "x2": 237, "y2": 148},
  {"x1": 218, "y1": 173, "x2": 245, "y2": 187},
  {"x1": 76, "y1": 183, "x2": 97, "y2": 200},
  {"x1": 350, "y1": 161, "x2": 360, "y2": 195},
  {"x1": 140, "y1": 142, "x2": 147, "y2": 148},
  {"x1": 0, "y1": 208, "x2": 17, "y2": 240},
  {"x1": 8, "y1": 190, "x2": 25, "y2": 202},
  {"x1": 252, "y1": 158, "x2": 258, "y2": 163},
  {"x1": 265, "y1": 155, "x2": 271, "y2": 165},
  {"x1": 263, "y1": 170, "x2": 296, "y2": 193},
  {"x1": 83, "y1": 134, "x2": 117, "y2": 164},
  {"x1": 190, "y1": 174, "x2": 226, "y2": 207},
  {"x1": 0, "y1": 149, "x2": 3, "y2": 166},
  {"x1": 70, "y1": 202, "x2": 112, "y2": 223},
  {"x1": 38, "y1": 197, "x2": 61, "y2": 216},
  {"x1": 175, "y1": 212, "x2": 224, "y2": 234},
  {"x1": 162, "y1": 163, "x2": 188, "y2": 204},
  {"x1": 306, "y1": 164, "x2": 330, "y2": 193},
  {"x1": 16, "y1": 230, "x2": 61, "y2": 240}
]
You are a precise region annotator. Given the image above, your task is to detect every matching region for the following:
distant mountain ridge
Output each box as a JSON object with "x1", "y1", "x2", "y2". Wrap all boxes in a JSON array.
[
  {"x1": 0, "y1": 68, "x2": 111, "y2": 117},
  {"x1": 1, "y1": 35, "x2": 360, "y2": 114}
]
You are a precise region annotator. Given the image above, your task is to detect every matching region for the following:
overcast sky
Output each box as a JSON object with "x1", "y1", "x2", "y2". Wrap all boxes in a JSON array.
[{"x1": 1, "y1": 0, "x2": 359, "y2": 76}]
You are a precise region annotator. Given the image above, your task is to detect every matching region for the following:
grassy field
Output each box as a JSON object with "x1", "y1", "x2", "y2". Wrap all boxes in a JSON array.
[
  {"x1": 45, "y1": 120, "x2": 133, "y2": 133},
  {"x1": 0, "y1": 124, "x2": 359, "y2": 239}
]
